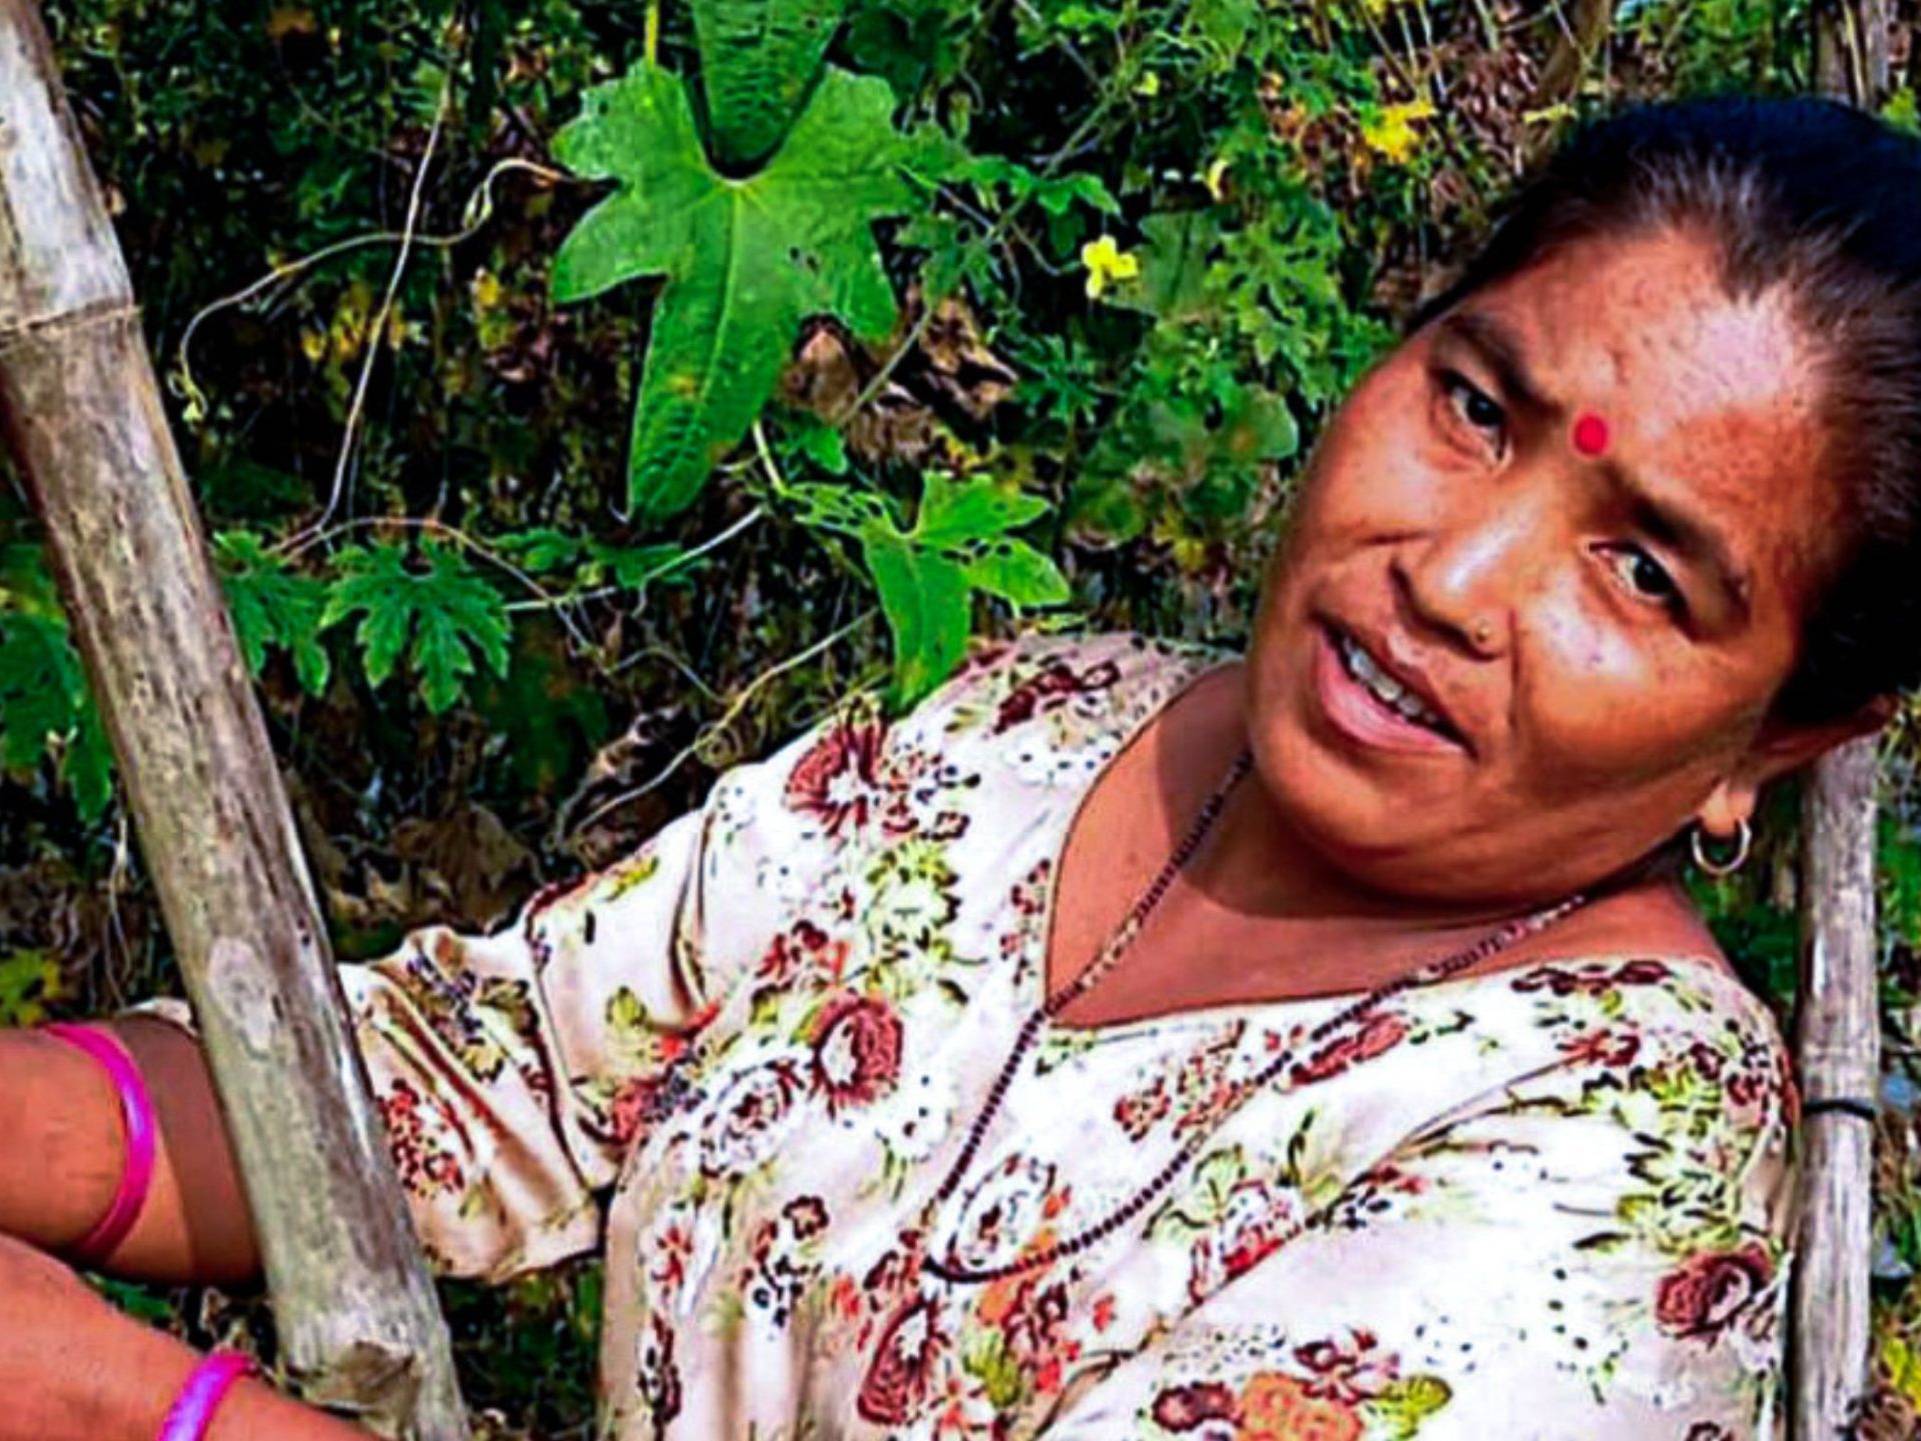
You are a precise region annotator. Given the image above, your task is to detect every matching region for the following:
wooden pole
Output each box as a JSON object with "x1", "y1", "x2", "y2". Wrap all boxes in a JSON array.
[
  {"x1": 1791, "y1": 14, "x2": 1887, "y2": 1439},
  {"x1": 1793, "y1": 738, "x2": 1881, "y2": 1441},
  {"x1": 0, "y1": 6, "x2": 470, "y2": 1437},
  {"x1": 1816, "y1": 0, "x2": 1890, "y2": 109}
]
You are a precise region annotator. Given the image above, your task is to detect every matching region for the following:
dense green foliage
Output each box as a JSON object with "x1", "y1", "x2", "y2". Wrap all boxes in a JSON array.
[{"x1": 9, "y1": 0, "x2": 1921, "y2": 1432}]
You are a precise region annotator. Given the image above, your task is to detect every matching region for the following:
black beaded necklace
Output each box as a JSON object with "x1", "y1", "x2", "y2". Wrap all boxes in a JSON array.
[{"x1": 916, "y1": 746, "x2": 1589, "y2": 1285}]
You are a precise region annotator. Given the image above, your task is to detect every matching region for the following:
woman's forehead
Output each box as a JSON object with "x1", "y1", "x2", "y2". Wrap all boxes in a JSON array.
[
  {"x1": 1441, "y1": 230, "x2": 1842, "y2": 593},
  {"x1": 1466, "y1": 230, "x2": 1818, "y2": 439}
]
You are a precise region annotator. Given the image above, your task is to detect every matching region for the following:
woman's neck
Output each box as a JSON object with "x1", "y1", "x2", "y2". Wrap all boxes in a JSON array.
[{"x1": 1160, "y1": 661, "x2": 1705, "y2": 969}]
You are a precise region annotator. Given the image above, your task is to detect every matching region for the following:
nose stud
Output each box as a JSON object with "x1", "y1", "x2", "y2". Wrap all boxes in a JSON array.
[
  {"x1": 1472, "y1": 618, "x2": 1493, "y2": 646},
  {"x1": 1572, "y1": 412, "x2": 1610, "y2": 457}
]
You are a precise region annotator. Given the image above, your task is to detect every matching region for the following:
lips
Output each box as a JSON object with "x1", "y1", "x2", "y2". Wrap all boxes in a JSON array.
[{"x1": 1312, "y1": 621, "x2": 1470, "y2": 756}]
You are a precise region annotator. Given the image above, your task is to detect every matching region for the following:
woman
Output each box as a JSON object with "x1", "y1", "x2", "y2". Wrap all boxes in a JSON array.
[{"x1": 1, "y1": 96, "x2": 1913, "y2": 1440}]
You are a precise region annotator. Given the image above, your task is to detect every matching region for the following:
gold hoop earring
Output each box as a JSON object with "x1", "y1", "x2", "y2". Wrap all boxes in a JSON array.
[{"x1": 1690, "y1": 818, "x2": 1753, "y2": 877}]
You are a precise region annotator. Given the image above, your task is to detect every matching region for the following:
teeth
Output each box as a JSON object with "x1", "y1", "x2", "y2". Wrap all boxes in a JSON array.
[{"x1": 1336, "y1": 633, "x2": 1445, "y2": 730}]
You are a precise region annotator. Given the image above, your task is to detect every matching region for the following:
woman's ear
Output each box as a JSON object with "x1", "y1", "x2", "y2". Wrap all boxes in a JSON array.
[{"x1": 1698, "y1": 694, "x2": 1896, "y2": 832}]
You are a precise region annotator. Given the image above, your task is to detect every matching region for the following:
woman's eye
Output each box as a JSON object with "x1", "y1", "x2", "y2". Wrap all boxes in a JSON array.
[
  {"x1": 1599, "y1": 543, "x2": 1684, "y2": 613},
  {"x1": 1440, "y1": 372, "x2": 1505, "y2": 450}
]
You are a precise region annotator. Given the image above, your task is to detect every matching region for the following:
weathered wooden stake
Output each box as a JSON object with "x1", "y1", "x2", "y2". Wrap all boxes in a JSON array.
[
  {"x1": 0, "y1": 5, "x2": 469, "y2": 1436},
  {"x1": 1790, "y1": 11, "x2": 1891, "y2": 1437},
  {"x1": 1793, "y1": 737, "x2": 1881, "y2": 1441}
]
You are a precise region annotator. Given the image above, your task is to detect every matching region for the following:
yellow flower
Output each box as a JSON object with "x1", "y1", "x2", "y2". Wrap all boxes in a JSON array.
[
  {"x1": 1361, "y1": 98, "x2": 1437, "y2": 164},
  {"x1": 1134, "y1": 71, "x2": 1161, "y2": 98},
  {"x1": 1080, "y1": 235, "x2": 1140, "y2": 300},
  {"x1": 1203, "y1": 157, "x2": 1230, "y2": 201},
  {"x1": 470, "y1": 268, "x2": 504, "y2": 310}
]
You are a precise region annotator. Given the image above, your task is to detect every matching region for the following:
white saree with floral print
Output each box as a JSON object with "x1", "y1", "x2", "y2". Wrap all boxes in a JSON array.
[{"x1": 132, "y1": 630, "x2": 1799, "y2": 1441}]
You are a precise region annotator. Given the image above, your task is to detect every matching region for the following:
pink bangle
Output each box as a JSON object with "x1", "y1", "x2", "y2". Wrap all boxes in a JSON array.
[
  {"x1": 156, "y1": 1350, "x2": 258, "y2": 1441},
  {"x1": 39, "y1": 1021, "x2": 158, "y2": 1268}
]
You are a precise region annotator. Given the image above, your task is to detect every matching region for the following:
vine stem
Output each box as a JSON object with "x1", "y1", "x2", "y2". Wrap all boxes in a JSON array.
[
  {"x1": 274, "y1": 514, "x2": 597, "y2": 655},
  {"x1": 284, "y1": 70, "x2": 454, "y2": 553},
  {"x1": 557, "y1": 609, "x2": 875, "y2": 847},
  {"x1": 172, "y1": 157, "x2": 571, "y2": 424},
  {"x1": 504, "y1": 505, "x2": 767, "y2": 614}
]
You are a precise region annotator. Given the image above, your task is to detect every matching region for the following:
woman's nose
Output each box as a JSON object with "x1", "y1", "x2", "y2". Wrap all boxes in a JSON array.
[{"x1": 1392, "y1": 498, "x2": 1536, "y2": 658}]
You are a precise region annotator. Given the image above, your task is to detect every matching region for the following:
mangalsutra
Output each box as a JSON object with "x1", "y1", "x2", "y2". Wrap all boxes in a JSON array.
[{"x1": 914, "y1": 747, "x2": 1587, "y2": 1285}]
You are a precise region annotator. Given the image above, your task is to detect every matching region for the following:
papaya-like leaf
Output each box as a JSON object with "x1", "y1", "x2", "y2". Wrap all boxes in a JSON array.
[
  {"x1": 551, "y1": 65, "x2": 910, "y2": 524},
  {"x1": 321, "y1": 540, "x2": 511, "y2": 714},
  {"x1": 853, "y1": 471, "x2": 1070, "y2": 706},
  {"x1": 215, "y1": 530, "x2": 332, "y2": 696},
  {"x1": 959, "y1": 538, "x2": 1069, "y2": 607},
  {"x1": 859, "y1": 526, "x2": 971, "y2": 710},
  {"x1": 690, "y1": 0, "x2": 852, "y2": 168},
  {"x1": 911, "y1": 470, "x2": 1049, "y2": 548}
]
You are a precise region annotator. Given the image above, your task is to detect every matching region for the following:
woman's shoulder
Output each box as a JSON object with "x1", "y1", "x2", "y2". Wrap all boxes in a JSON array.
[
  {"x1": 1486, "y1": 946, "x2": 1799, "y2": 1137},
  {"x1": 892, "y1": 628, "x2": 1236, "y2": 781}
]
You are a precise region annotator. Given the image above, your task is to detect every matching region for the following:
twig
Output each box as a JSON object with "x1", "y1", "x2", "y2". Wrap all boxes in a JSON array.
[
  {"x1": 564, "y1": 611, "x2": 874, "y2": 841},
  {"x1": 610, "y1": 642, "x2": 723, "y2": 695},
  {"x1": 273, "y1": 514, "x2": 598, "y2": 654},
  {"x1": 171, "y1": 157, "x2": 570, "y2": 423},
  {"x1": 288, "y1": 77, "x2": 453, "y2": 549},
  {"x1": 503, "y1": 505, "x2": 767, "y2": 613}
]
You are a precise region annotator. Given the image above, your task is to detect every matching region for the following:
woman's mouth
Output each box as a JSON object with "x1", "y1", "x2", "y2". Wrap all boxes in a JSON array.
[{"x1": 1313, "y1": 624, "x2": 1468, "y2": 755}]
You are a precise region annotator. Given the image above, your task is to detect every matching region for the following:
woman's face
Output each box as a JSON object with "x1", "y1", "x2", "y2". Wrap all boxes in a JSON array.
[{"x1": 1246, "y1": 227, "x2": 1868, "y2": 906}]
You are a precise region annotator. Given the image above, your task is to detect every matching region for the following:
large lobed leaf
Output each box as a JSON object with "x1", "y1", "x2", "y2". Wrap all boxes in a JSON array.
[
  {"x1": 216, "y1": 530, "x2": 332, "y2": 697},
  {"x1": 852, "y1": 472, "x2": 1070, "y2": 707},
  {"x1": 690, "y1": 0, "x2": 852, "y2": 169},
  {"x1": 551, "y1": 65, "x2": 911, "y2": 524},
  {"x1": 320, "y1": 540, "x2": 511, "y2": 714},
  {"x1": 0, "y1": 545, "x2": 111, "y2": 818}
]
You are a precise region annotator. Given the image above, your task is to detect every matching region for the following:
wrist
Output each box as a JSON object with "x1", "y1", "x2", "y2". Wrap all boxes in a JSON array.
[{"x1": 100, "y1": 1321, "x2": 366, "y2": 1441}]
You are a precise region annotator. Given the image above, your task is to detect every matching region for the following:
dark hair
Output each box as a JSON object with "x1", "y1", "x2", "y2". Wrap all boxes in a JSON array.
[{"x1": 1412, "y1": 97, "x2": 1921, "y2": 724}]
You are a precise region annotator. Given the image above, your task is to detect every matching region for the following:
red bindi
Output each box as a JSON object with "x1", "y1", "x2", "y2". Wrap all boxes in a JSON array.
[{"x1": 1572, "y1": 412, "x2": 1610, "y2": 457}]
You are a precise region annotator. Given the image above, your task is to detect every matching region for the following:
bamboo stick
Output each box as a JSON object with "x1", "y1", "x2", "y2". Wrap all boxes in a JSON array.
[
  {"x1": 0, "y1": 6, "x2": 469, "y2": 1436},
  {"x1": 1790, "y1": 12, "x2": 1890, "y2": 1437},
  {"x1": 1792, "y1": 735, "x2": 1881, "y2": 1441}
]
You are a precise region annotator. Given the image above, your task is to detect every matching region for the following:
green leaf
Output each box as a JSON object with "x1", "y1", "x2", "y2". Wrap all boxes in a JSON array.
[
  {"x1": 0, "y1": 949, "x2": 63, "y2": 1026},
  {"x1": 790, "y1": 415, "x2": 849, "y2": 475},
  {"x1": 912, "y1": 472, "x2": 1049, "y2": 548},
  {"x1": 215, "y1": 531, "x2": 332, "y2": 696},
  {"x1": 690, "y1": 0, "x2": 853, "y2": 168},
  {"x1": 1115, "y1": 210, "x2": 1222, "y2": 322},
  {"x1": 789, "y1": 482, "x2": 902, "y2": 537},
  {"x1": 959, "y1": 539, "x2": 1069, "y2": 607},
  {"x1": 321, "y1": 541, "x2": 511, "y2": 714},
  {"x1": 597, "y1": 541, "x2": 699, "y2": 591},
  {"x1": 0, "y1": 611, "x2": 80, "y2": 771},
  {"x1": 859, "y1": 525, "x2": 970, "y2": 708},
  {"x1": 66, "y1": 704, "x2": 112, "y2": 822},
  {"x1": 1217, "y1": 384, "x2": 1299, "y2": 464},
  {"x1": 0, "y1": 549, "x2": 112, "y2": 819},
  {"x1": 551, "y1": 65, "x2": 911, "y2": 522},
  {"x1": 494, "y1": 528, "x2": 585, "y2": 574},
  {"x1": 1062, "y1": 474, "x2": 1147, "y2": 546}
]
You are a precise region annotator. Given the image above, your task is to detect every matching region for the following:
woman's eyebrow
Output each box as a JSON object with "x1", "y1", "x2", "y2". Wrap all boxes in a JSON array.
[
  {"x1": 1437, "y1": 311, "x2": 1553, "y2": 413},
  {"x1": 1618, "y1": 478, "x2": 1753, "y2": 619},
  {"x1": 1438, "y1": 311, "x2": 1752, "y2": 617}
]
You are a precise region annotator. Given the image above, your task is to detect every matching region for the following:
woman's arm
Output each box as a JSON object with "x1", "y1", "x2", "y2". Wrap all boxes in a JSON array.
[
  {"x1": 3, "y1": 695, "x2": 847, "y2": 1293},
  {"x1": 0, "y1": 1231, "x2": 364, "y2": 1439},
  {"x1": 0, "y1": 1019, "x2": 259, "y2": 1286}
]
